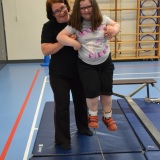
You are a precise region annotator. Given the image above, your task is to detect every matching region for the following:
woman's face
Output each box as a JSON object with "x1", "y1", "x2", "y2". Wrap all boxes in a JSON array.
[
  {"x1": 51, "y1": 3, "x2": 69, "y2": 23},
  {"x1": 80, "y1": 0, "x2": 92, "y2": 20}
]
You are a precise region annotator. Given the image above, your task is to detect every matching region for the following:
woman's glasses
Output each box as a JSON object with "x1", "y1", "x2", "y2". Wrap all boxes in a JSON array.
[{"x1": 53, "y1": 5, "x2": 67, "y2": 16}]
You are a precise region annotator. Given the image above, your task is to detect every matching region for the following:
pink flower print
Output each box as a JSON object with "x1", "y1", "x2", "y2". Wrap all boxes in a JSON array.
[
  {"x1": 98, "y1": 52, "x2": 103, "y2": 57},
  {"x1": 103, "y1": 49, "x2": 106, "y2": 54},
  {"x1": 78, "y1": 28, "x2": 92, "y2": 37},
  {"x1": 105, "y1": 45, "x2": 108, "y2": 49},
  {"x1": 85, "y1": 28, "x2": 92, "y2": 33},
  {"x1": 89, "y1": 52, "x2": 94, "y2": 58},
  {"x1": 82, "y1": 30, "x2": 88, "y2": 36},
  {"x1": 78, "y1": 32, "x2": 84, "y2": 37},
  {"x1": 95, "y1": 38, "x2": 101, "y2": 44},
  {"x1": 97, "y1": 25, "x2": 104, "y2": 30}
]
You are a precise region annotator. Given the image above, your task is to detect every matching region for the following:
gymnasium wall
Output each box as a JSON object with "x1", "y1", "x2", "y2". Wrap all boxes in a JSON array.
[
  {"x1": 2, "y1": 0, "x2": 47, "y2": 60},
  {"x1": 1, "y1": 0, "x2": 160, "y2": 61}
]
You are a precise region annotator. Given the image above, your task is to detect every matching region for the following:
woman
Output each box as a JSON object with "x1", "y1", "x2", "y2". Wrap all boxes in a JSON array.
[
  {"x1": 41, "y1": 0, "x2": 93, "y2": 150},
  {"x1": 57, "y1": 0, "x2": 120, "y2": 131}
]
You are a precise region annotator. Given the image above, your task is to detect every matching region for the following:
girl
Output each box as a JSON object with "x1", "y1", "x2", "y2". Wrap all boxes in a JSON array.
[{"x1": 57, "y1": 0, "x2": 120, "y2": 131}]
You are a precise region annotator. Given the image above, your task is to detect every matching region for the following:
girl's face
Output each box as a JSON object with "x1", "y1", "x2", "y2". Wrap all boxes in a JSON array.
[
  {"x1": 80, "y1": 0, "x2": 92, "y2": 20},
  {"x1": 52, "y1": 3, "x2": 69, "y2": 23}
]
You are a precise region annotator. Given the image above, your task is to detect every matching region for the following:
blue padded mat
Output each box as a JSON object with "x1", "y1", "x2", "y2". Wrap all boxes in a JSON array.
[
  {"x1": 31, "y1": 100, "x2": 142, "y2": 156},
  {"x1": 29, "y1": 153, "x2": 146, "y2": 160},
  {"x1": 117, "y1": 98, "x2": 160, "y2": 151},
  {"x1": 145, "y1": 151, "x2": 160, "y2": 160}
]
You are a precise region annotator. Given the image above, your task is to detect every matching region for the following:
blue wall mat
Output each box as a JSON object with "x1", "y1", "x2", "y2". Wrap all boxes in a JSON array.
[
  {"x1": 117, "y1": 98, "x2": 160, "y2": 151},
  {"x1": 31, "y1": 100, "x2": 142, "y2": 156},
  {"x1": 29, "y1": 153, "x2": 146, "y2": 160},
  {"x1": 145, "y1": 151, "x2": 160, "y2": 160}
]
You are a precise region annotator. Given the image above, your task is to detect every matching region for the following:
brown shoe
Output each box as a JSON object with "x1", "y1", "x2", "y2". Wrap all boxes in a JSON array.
[
  {"x1": 88, "y1": 115, "x2": 99, "y2": 128},
  {"x1": 102, "y1": 117, "x2": 117, "y2": 131}
]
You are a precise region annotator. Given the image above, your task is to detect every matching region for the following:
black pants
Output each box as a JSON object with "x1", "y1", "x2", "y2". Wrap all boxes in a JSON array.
[
  {"x1": 50, "y1": 74, "x2": 89, "y2": 145},
  {"x1": 77, "y1": 54, "x2": 114, "y2": 98}
]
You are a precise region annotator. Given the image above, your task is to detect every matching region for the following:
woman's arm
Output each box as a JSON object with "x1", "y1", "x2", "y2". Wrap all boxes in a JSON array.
[
  {"x1": 57, "y1": 29, "x2": 81, "y2": 50},
  {"x1": 41, "y1": 42, "x2": 64, "y2": 56},
  {"x1": 104, "y1": 20, "x2": 120, "y2": 40}
]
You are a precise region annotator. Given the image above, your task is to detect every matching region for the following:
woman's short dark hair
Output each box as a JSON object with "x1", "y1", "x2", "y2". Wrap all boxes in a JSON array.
[{"x1": 46, "y1": 0, "x2": 70, "y2": 20}]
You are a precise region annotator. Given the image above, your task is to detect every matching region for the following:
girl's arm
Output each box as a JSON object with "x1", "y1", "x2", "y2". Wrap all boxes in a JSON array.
[{"x1": 57, "y1": 29, "x2": 81, "y2": 50}]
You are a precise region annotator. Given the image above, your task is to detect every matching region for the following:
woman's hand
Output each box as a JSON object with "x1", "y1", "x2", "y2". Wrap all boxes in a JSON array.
[
  {"x1": 104, "y1": 22, "x2": 120, "y2": 40},
  {"x1": 70, "y1": 34, "x2": 77, "y2": 40},
  {"x1": 73, "y1": 41, "x2": 81, "y2": 50},
  {"x1": 69, "y1": 34, "x2": 81, "y2": 50},
  {"x1": 104, "y1": 25, "x2": 115, "y2": 40}
]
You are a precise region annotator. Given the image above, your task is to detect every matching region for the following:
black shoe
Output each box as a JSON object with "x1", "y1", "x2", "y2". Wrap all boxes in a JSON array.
[
  {"x1": 55, "y1": 142, "x2": 71, "y2": 150},
  {"x1": 60, "y1": 143, "x2": 71, "y2": 150},
  {"x1": 78, "y1": 128, "x2": 93, "y2": 136}
]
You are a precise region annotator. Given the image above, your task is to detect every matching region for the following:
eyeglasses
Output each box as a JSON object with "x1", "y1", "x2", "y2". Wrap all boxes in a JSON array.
[
  {"x1": 80, "y1": 5, "x2": 92, "y2": 12},
  {"x1": 53, "y1": 5, "x2": 67, "y2": 16}
]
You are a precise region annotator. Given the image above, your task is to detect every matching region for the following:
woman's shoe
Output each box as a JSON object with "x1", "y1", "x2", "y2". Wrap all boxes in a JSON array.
[
  {"x1": 59, "y1": 143, "x2": 71, "y2": 150},
  {"x1": 78, "y1": 128, "x2": 93, "y2": 136},
  {"x1": 55, "y1": 142, "x2": 71, "y2": 150}
]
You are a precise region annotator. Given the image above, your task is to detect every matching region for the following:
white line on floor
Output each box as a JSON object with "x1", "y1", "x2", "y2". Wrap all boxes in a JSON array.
[{"x1": 23, "y1": 76, "x2": 47, "y2": 160}]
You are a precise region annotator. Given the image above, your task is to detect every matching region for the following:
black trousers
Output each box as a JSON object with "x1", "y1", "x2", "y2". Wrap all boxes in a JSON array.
[
  {"x1": 49, "y1": 74, "x2": 89, "y2": 145},
  {"x1": 77, "y1": 54, "x2": 114, "y2": 98}
]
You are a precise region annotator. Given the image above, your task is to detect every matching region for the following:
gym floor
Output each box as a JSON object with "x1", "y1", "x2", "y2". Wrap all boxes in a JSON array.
[{"x1": 0, "y1": 60, "x2": 160, "y2": 160}]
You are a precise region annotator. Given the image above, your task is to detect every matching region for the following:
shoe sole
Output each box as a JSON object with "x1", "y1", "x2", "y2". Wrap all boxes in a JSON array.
[{"x1": 88, "y1": 125, "x2": 99, "y2": 128}]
